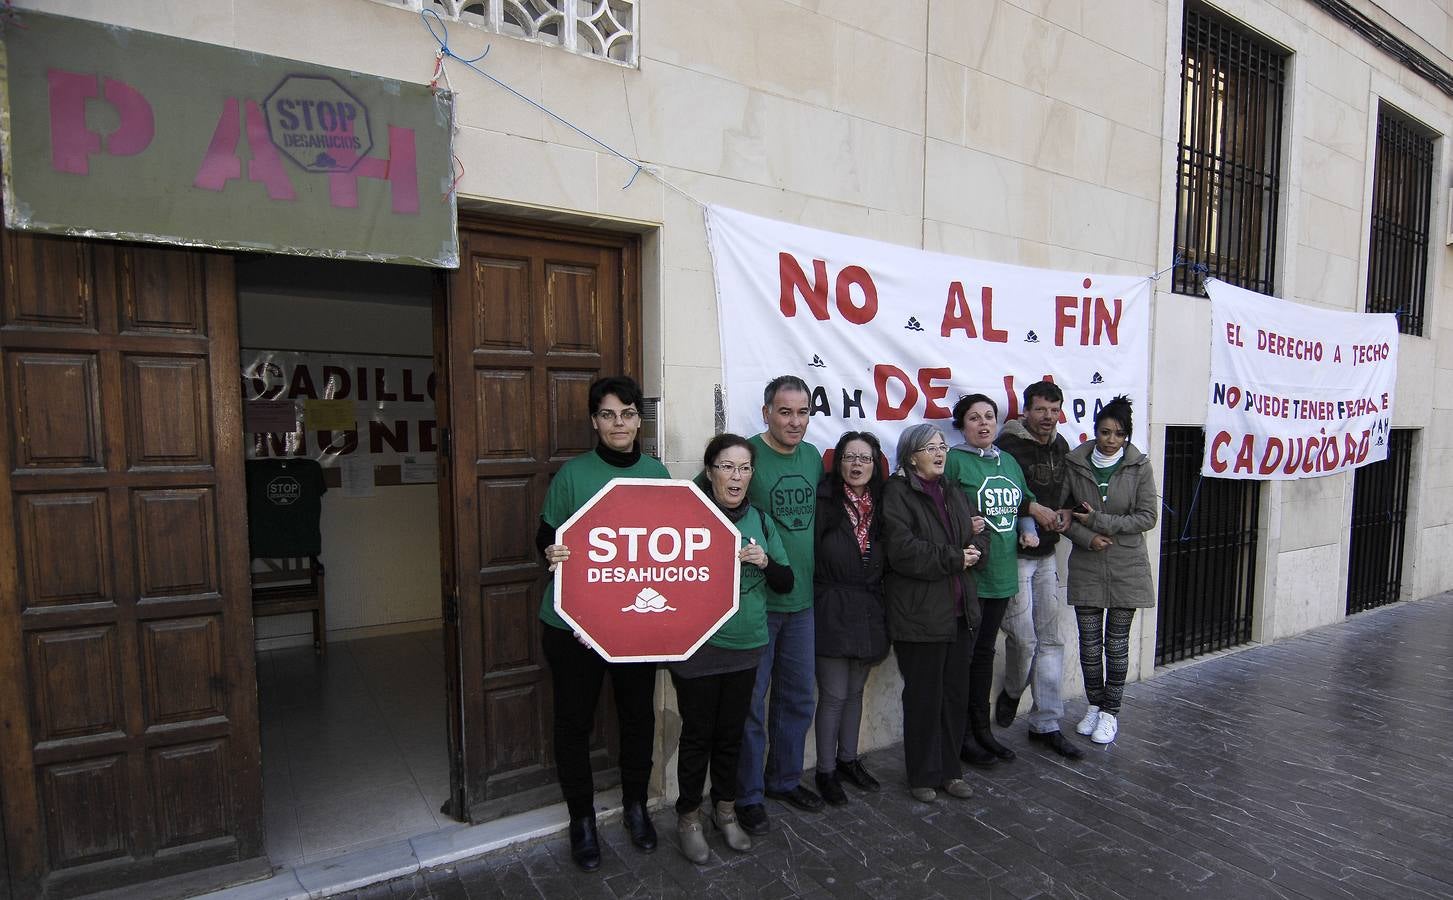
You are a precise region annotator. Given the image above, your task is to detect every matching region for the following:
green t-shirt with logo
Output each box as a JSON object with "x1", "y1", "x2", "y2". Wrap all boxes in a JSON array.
[
  {"x1": 710, "y1": 506, "x2": 788, "y2": 649},
  {"x1": 746, "y1": 434, "x2": 820, "y2": 613},
  {"x1": 538, "y1": 449, "x2": 671, "y2": 630},
  {"x1": 945, "y1": 447, "x2": 1035, "y2": 599}
]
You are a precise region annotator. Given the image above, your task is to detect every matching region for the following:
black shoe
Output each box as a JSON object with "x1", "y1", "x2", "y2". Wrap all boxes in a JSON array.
[
  {"x1": 622, "y1": 799, "x2": 657, "y2": 852},
  {"x1": 994, "y1": 689, "x2": 1019, "y2": 728},
  {"x1": 568, "y1": 814, "x2": 601, "y2": 871},
  {"x1": 815, "y1": 771, "x2": 848, "y2": 806},
  {"x1": 765, "y1": 784, "x2": 825, "y2": 813},
  {"x1": 973, "y1": 726, "x2": 1016, "y2": 761},
  {"x1": 836, "y1": 758, "x2": 881, "y2": 792},
  {"x1": 735, "y1": 802, "x2": 769, "y2": 836},
  {"x1": 959, "y1": 742, "x2": 997, "y2": 768},
  {"x1": 1027, "y1": 729, "x2": 1084, "y2": 760}
]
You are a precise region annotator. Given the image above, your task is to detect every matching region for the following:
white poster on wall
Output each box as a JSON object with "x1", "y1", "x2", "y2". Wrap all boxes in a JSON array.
[
  {"x1": 706, "y1": 205, "x2": 1152, "y2": 461},
  {"x1": 241, "y1": 349, "x2": 438, "y2": 476},
  {"x1": 1201, "y1": 279, "x2": 1398, "y2": 479}
]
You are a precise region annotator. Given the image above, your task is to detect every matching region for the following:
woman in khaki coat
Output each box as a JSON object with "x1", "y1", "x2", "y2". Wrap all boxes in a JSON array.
[{"x1": 1062, "y1": 396, "x2": 1157, "y2": 746}]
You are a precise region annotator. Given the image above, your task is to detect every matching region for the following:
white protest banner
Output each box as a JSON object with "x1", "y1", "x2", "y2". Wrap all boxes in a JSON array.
[
  {"x1": 706, "y1": 206, "x2": 1151, "y2": 461},
  {"x1": 241, "y1": 350, "x2": 438, "y2": 472},
  {"x1": 1202, "y1": 279, "x2": 1397, "y2": 479}
]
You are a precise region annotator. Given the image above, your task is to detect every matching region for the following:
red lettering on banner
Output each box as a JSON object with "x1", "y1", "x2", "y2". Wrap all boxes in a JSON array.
[
  {"x1": 1054, "y1": 279, "x2": 1121, "y2": 346},
  {"x1": 777, "y1": 254, "x2": 878, "y2": 324},
  {"x1": 1209, "y1": 431, "x2": 1231, "y2": 473},
  {"x1": 194, "y1": 98, "x2": 296, "y2": 199},
  {"x1": 940, "y1": 284, "x2": 1008, "y2": 342},
  {"x1": 1054, "y1": 295, "x2": 1077, "y2": 347},
  {"x1": 981, "y1": 287, "x2": 1008, "y2": 343},
  {"x1": 328, "y1": 125, "x2": 419, "y2": 214},
  {"x1": 918, "y1": 367, "x2": 952, "y2": 419},
  {"x1": 47, "y1": 71, "x2": 155, "y2": 175},
  {"x1": 873, "y1": 364, "x2": 916, "y2": 420}
]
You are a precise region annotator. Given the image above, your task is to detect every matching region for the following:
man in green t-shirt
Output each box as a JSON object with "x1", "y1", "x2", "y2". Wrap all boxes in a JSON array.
[{"x1": 734, "y1": 375, "x2": 825, "y2": 835}]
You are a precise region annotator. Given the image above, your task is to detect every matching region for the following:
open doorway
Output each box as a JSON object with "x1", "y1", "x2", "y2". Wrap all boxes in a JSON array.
[{"x1": 234, "y1": 255, "x2": 449, "y2": 867}]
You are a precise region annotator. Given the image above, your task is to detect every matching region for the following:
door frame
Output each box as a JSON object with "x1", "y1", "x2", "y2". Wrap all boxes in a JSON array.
[{"x1": 438, "y1": 212, "x2": 642, "y2": 824}]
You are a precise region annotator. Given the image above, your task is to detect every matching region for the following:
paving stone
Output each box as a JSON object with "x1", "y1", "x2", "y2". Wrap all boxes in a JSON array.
[{"x1": 356, "y1": 594, "x2": 1453, "y2": 899}]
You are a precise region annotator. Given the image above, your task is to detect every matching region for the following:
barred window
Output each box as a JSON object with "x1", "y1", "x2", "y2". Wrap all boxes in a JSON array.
[
  {"x1": 1173, "y1": 3, "x2": 1288, "y2": 296},
  {"x1": 370, "y1": 0, "x2": 637, "y2": 66},
  {"x1": 1366, "y1": 106, "x2": 1434, "y2": 336}
]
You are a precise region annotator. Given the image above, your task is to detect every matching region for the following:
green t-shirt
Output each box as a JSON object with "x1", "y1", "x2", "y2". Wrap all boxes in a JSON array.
[
  {"x1": 746, "y1": 434, "x2": 821, "y2": 613},
  {"x1": 1092, "y1": 459, "x2": 1123, "y2": 501},
  {"x1": 538, "y1": 449, "x2": 671, "y2": 630},
  {"x1": 710, "y1": 505, "x2": 789, "y2": 649},
  {"x1": 945, "y1": 446, "x2": 1035, "y2": 599}
]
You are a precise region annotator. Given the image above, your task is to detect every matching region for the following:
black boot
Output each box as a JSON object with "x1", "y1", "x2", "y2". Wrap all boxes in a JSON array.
[
  {"x1": 973, "y1": 725, "x2": 1015, "y2": 761},
  {"x1": 622, "y1": 799, "x2": 657, "y2": 852},
  {"x1": 568, "y1": 814, "x2": 601, "y2": 871},
  {"x1": 815, "y1": 770, "x2": 848, "y2": 806}
]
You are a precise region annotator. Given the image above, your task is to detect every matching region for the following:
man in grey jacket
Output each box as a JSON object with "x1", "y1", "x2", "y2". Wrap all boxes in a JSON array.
[{"x1": 993, "y1": 381, "x2": 1081, "y2": 759}]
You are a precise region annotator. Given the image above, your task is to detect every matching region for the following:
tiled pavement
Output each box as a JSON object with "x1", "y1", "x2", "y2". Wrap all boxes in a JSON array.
[{"x1": 350, "y1": 594, "x2": 1453, "y2": 899}]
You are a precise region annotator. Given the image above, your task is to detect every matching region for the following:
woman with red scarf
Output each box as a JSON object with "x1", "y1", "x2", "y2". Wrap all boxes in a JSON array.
[{"x1": 810, "y1": 432, "x2": 890, "y2": 805}]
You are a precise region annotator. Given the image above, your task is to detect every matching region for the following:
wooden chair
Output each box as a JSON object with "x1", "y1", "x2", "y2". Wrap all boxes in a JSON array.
[{"x1": 251, "y1": 556, "x2": 327, "y2": 656}]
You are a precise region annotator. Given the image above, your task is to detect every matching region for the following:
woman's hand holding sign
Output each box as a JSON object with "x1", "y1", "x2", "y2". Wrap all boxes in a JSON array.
[{"x1": 545, "y1": 543, "x2": 571, "y2": 571}]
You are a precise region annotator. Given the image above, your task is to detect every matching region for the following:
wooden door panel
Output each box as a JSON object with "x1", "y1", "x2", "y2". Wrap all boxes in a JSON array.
[
  {"x1": 17, "y1": 492, "x2": 113, "y2": 609},
  {"x1": 445, "y1": 220, "x2": 638, "y2": 821},
  {"x1": 0, "y1": 234, "x2": 95, "y2": 331},
  {"x1": 117, "y1": 247, "x2": 205, "y2": 335},
  {"x1": 0, "y1": 234, "x2": 259, "y2": 898},
  {"x1": 121, "y1": 355, "x2": 212, "y2": 468},
  {"x1": 7, "y1": 352, "x2": 104, "y2": 470},
  {"x1": 26, "y1": 627, "x2": 125, "y2": 743}
]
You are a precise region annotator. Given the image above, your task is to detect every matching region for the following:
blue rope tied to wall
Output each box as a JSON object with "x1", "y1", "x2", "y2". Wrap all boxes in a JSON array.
[{"x1": 421, "y1": 9, "x2": 665, "y2": 193}]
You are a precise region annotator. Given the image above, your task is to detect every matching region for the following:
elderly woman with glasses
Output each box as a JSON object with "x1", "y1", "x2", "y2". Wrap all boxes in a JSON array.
[{"x1": 879, "y1": 424, "x2": 991, "y2": 802}]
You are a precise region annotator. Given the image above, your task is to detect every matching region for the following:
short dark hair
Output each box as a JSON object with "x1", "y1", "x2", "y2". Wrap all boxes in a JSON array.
[
  {"x1": 951, "y1": 393, "x2": 998, "y2": 430},
  {"x1": 589, "y1": 375, "x2": 644, "y2": 414},
  {"x1": 1023, "y1": 380, "x2": 1063, "y2": 409},
  {"x1": 704, "y1": 432, "x2": 755, "y2": 468},
  {"x1": 763, "y1": 375, "x2": 811, "y2": 408},
  {"x1": 1095, "y1": 395, "x2": 1134, "y2": 441}
]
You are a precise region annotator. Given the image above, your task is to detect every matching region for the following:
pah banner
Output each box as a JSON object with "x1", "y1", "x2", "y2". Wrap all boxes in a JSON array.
[
  {"x1": 242, "y1": 350, "x2": 438, "y2": 474},
  {"x1": 1202, "y1": 279, "x2": 1398, "y2": 480},
  {"x1": 707, "y1": 206, "x2": 1151, "y2": 462},
  {"x1": 1, "y1": 10, "x2": 457, "y2": 266}
]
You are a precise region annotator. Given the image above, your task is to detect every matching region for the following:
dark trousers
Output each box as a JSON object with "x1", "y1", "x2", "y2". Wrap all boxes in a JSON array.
[
  {"x1": 541, "y1": 625, "x2": 658, "y2": 818},
  {"x1": 966, "y1": 595, "x2": 1012, "y2": 734},
  {"x1": 894, "y1": 615, "x2": 973, "y2": 789},
  {"x1": 1075, "y1": 606, "x2": 1137, "y2": 715},
  {"x1": 671, "y1": 665, "x2": 757, "y2": 815}
]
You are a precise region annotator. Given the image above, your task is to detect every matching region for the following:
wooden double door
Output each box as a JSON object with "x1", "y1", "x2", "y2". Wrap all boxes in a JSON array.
[{"x1": 0, "y1": 218, "x2": 640, "y2": 896}]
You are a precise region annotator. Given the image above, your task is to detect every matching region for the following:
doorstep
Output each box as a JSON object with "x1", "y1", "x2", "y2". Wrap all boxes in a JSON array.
[{"x1": 197, "y1": 790, "x2": 646, "y2": 899}]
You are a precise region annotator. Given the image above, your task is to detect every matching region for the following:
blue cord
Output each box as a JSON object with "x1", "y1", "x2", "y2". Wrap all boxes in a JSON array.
[
  {"x1": 421, "y1": 9, "x2": 647, "y2": 190},
  {"x1": 1177, "y1": 475, "x2": 1204, "y2": 542}
]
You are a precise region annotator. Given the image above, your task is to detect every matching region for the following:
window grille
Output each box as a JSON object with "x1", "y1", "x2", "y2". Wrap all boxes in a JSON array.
[
  {"x1": 372, "y1": 0, "x2": 637, "y2": 66},
  {"x1": 1346, "y1": 429, "x2": 1414, "y2": 615},
  {"x1": 1156, "y1": 427, "x2": 1260, "y2": 665},
  {"x1": 1366, "y1": 106, "x2": 1433, "y2": 336},
  {"x1": 1173, "y1": 3, "x2": 1288, "y2": 296}
]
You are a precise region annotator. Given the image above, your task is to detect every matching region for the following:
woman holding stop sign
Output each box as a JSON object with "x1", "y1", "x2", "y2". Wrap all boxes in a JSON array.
[
  {"x1": 537, "y1": 376, "x2": 669, "y2": 872},
  {"x1": 669, "y1": 433, "x2": 793, "y2": 864}
]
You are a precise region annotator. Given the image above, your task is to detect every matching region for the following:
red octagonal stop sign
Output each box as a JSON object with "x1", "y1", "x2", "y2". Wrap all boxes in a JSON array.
[{"x1": 553, "y1": 478, "x2": 742, "y2": 662}]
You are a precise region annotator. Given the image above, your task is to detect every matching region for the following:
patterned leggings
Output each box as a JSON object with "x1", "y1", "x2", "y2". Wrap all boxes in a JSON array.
[{"x1": 1074, "y1": 607, "x2": 1137, "y2": 715}]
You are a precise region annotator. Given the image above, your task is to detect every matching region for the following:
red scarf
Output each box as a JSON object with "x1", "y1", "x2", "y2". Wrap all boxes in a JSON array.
[{"x1": 844, "y1": 487, "x2": 874, "y2": 556}]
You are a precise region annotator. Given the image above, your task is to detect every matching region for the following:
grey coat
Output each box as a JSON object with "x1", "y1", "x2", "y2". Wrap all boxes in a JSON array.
[
  {"x1": 880, "y1": 471, "x2": 992, "y2": 642},
  {"x1": 1063, "y1": 441, "x2": 1158, "y2": 609}
]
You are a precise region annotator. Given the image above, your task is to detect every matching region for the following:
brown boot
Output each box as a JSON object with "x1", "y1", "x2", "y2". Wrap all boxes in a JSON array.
[
  {"x1": 676, "y1": 808, "x2": 710, "y2": 864},
  {"x1": 712, "y1": 800, "x2": 752, "y2": 852}
]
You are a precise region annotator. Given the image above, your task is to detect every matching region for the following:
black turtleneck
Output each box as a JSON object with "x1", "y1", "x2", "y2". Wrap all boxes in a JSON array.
[{"x1": 536, "y1": 441, "x2": 643, "y2": 558}]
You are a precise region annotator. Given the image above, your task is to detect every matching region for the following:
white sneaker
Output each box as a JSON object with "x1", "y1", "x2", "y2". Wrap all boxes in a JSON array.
[
  {"x1": 1091, "y1": 711, "x2": 1118, "y2": 744},
  {"x1": 1075, "y1": 705, "x2": 1100, "y2": 736}
]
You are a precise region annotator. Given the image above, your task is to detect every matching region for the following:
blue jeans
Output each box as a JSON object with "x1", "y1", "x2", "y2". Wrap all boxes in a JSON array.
[
  {"x1": 736, "y1": 607, "x2": 815, "y2": 806},
  {"x1": 1000, "y1": 555, "x2": 1066, "y2": 734}
]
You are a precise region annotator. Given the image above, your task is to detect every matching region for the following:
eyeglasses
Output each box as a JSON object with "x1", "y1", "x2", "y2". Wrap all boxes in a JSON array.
[
  {"x1": 840, "y1": 453, "x2": 874, "y2": 464},
  {"x1": 914, "y1": 443, "x2": 949, "y2": 454},
  {"x1": 712, "y1": 462, "x2": 753, "y2": 477},
  {"x1": 594, "y1": 409, "x2": 640, "y2": 424}
]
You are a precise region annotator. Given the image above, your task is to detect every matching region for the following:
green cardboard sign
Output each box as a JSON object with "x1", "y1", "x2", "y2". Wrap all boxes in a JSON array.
[{"x1": 0, "y1": 10, "x2": 458, "y2": 267}]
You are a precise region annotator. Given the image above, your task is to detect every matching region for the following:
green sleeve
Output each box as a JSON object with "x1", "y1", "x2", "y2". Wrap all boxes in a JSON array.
[{"x1": 761, "y1": 512, "x2": 790, "y2": 567}]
